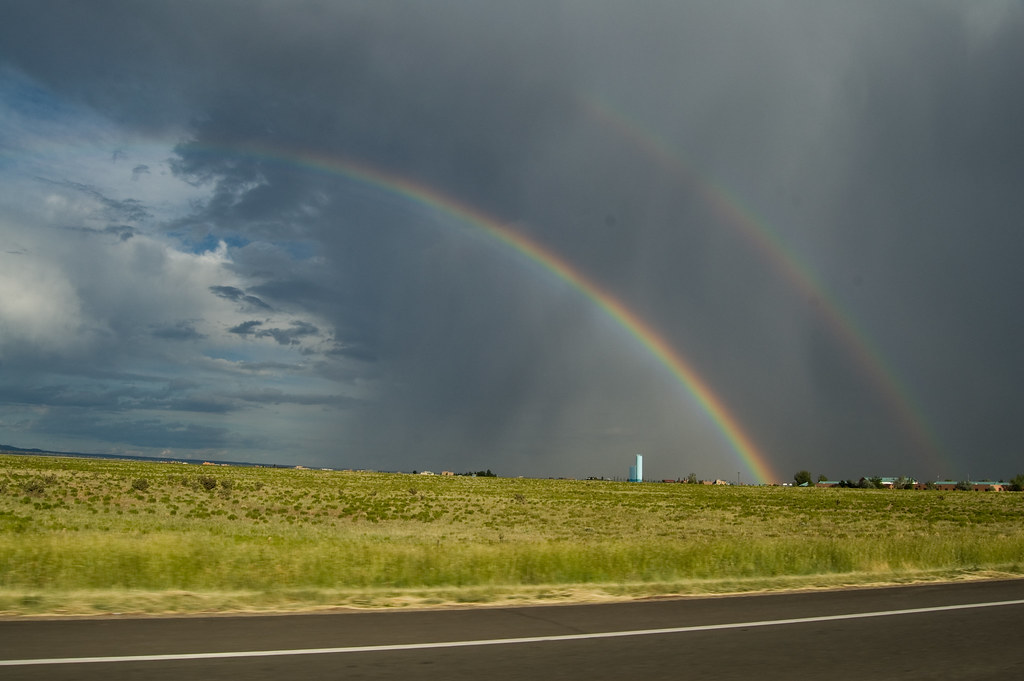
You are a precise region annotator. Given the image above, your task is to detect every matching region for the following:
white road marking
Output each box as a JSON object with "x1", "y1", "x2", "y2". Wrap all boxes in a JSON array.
[{"x1": 3, "y1": 598, "x2": 1023, "y2": 667}]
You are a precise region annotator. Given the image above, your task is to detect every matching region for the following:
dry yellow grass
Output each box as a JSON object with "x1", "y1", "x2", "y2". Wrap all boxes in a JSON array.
[{"x1": 2, "y1": 454, "x2": 1023, "y2": 615}]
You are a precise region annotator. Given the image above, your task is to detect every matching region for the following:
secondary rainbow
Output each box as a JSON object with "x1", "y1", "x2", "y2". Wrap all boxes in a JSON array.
[
  {"x1": 178, "y1": 140, "x2": 780, "y2": 484},
  {"x1": 583, "y1": 98, "x2": 950, "y2": 476}
]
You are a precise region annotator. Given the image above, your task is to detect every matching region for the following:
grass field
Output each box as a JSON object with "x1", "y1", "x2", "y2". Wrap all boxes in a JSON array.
[{"x1": 1, "y1": 454, "x2": 1023, "y2": 615}]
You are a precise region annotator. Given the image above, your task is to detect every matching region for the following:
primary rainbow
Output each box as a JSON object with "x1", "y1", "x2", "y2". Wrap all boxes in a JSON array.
[
  {"x1": 178, "y1": 140, "x2": 780, "y2": 484},
  {"x1": 583, "y1": 98, "x2": 950, "y2": 476}
]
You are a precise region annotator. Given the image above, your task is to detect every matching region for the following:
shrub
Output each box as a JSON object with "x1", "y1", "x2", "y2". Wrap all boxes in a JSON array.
[
  {"x1": 21, "y1": 479, "x2": 47, "y2": 496},
  {"x1": 131, "y1": 478, "x2": 150, "y2": 492},
  {"x1": 198, "y1": 476, "x2": 217, "y2": 491}
]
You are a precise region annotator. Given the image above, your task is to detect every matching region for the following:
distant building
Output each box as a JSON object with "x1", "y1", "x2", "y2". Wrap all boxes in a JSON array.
[
  {"x1": 878, "y1": 477, "x2": 917, "y2": 488},
  {"x1": 932, "y1": 480, "x2": 1006, "y2": 491}
]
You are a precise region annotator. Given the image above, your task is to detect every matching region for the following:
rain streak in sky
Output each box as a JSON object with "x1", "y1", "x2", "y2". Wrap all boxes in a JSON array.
[{"x1": 1, "y1": 1, "x2": 1023, "y2": 482}]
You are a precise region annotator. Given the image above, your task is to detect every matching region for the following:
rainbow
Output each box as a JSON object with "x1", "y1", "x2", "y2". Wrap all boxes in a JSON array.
[
  {"x1": 583, "y1": 98, "x2": 949, "y2": 475},
  {"x1": 177, "y1": 140, "x2": 780, "y2": 484}
]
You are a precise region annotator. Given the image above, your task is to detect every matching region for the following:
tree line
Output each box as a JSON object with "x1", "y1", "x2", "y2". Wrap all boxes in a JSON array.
[{"x1": 794, "y1": 470, "x2": 1024, "y2": 490}]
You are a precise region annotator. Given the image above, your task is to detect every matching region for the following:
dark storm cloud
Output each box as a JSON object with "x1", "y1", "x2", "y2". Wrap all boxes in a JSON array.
[
  {"x1": 209, "y1": 285, "x2": 272, "y2": 310},
  {"x1": 247, "y1": 279, "x2": 334, "y2": 308},
  {"x1": 103, "y1": 225, "x2": 137, "y2": 241},
  {"x1": 34, "y1": 177, "x2": 151, "y2": 222},
  {"x1": 31, "y1": 409, "x2": 234, "y2": 450},
  {"x1": 0, "y1": 380, "x2": 233, "y2": 415},
  {"x1": 0, "y1": 383, "x2": 124, "y2": 409},
  {"x1": 256, "y1": 320, "x2": 320, "y2": 346},
  {"x1": 0, "y1": 370, "x2": 342, "y2": 424},
  {"x1": 159, "y1": 395, "x2": 237, "y2": 415},
  {"x1": 231, "y1": 360, "x2": 302, "y2": 373},
  {"x1": 230, "y1": 388, "x2": 358, "y2": 408},
  {"x1": 3, "y1": 1, "x2": 1024, "y2": 478},
  {"x1": 227, "y1": 319, "x2": 319, "y2": 346},
  {"x1": 228, "y1": 320, "x2": 263, "y2": 336},
  {"x1": 325, "y1": 342, "x2": 378, "y2": 363},
  {"x1": 151, "y1": 321, "x2": 205, "y2": 341},
  {"x1": 59, "y1": 224, "x2": 137, "y2": 241},
  {"x1": 131, "y1": 164, "x2": 150, "y2": 180}
]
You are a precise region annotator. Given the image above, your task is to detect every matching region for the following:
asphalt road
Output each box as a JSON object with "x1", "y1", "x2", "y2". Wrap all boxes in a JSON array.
[{"x1": 2, "y1": 579, "x2": 1023, "y2": 680}]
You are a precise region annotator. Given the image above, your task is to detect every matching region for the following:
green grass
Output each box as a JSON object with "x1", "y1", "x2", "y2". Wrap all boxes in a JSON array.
[{"x1": 1, "y1": 454, "x2": 1023, "y2": 615}]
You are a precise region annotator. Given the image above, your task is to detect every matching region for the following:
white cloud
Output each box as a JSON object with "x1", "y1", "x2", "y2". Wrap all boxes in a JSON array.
[
  {"x1": 0, "y1": 245, "x2": 84, "y2": 355},
  {"x1": 0, "y1": 69, "x2": 337, "y2": 369}
]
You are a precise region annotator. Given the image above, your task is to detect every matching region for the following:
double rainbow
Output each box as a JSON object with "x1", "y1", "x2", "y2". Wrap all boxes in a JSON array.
[
  {"x1": 178, "y1": 141, "x2": 780, "y2": 484},
  {"x1": 583, "y1": 97, "x2": 949, "y2": 476}
]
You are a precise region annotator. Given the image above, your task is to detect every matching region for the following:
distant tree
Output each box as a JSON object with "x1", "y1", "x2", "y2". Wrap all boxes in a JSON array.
[
  {"x1": 794, "y1": 470, "x2": 812, "y2": 486},
  {"x1": 867, "y1": 476, "x2": 884, "y2": 489},
  {"x1": 955, "y1": 480, "x2": 972, "y2": 491},
  {"x1": 1010, "y1": 474, "x2": 1024, "y2": 492},
  {"x1": 817, "y1": 474, "x2": 828, "y2": 483},
  {"x1": 924, "y1": 481, "x2": 937, "y2": 490},
  {"x1": 893, "y1": 476, "x2": 913, "y2": 490},
  {"x1": 686, "y1": 472, "x2": 698, "y2": 485}
]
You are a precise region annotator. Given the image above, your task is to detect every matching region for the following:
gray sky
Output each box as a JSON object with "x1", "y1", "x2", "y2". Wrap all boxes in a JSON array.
[{"x1": 1, "y1": 1, "x2": 1022, "y2": 482}]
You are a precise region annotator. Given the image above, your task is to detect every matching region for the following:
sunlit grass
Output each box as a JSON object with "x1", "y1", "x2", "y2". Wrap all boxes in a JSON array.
[{"x1": 1, "y1": 454, "x2": 1023, "y2": 614}]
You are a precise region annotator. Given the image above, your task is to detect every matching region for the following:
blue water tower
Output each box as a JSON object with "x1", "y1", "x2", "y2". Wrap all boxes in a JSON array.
[{"x1": 628, "y1": 454, "x2": 643, "y2": 482}]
